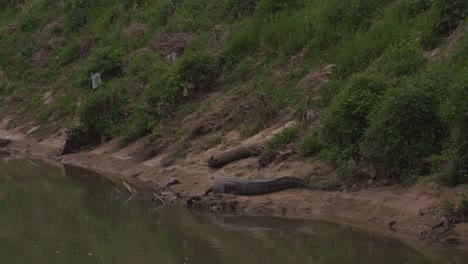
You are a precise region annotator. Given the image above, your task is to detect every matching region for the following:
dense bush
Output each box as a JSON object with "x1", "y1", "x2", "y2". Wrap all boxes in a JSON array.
[
  {"x1": 175, "y1": 51, "x2": 219, "y2": 93},
  {"x1": 437, "y1": 69, "x2": 468, "y2": 186},
  {"x1": 361, "y1": 85, "x2": 446, "y2": 176},
  {"x1": 59, "y1": 40, "x2": 80, "y2": 66},
  {"x1": 374, "y1": 40, "x2": 426, "y2": 78},
  {"x1": 64, "y1": 0, "x2": 95, "y2": 31},
  {"x1": 0, "y1": 0, "x2": 15, "y2": 10},
  {"x1": 295, "y1": 129, "x2": 322, "y2": 157},
  {"x1": 432, "y1": 0, "x2": 467, "y2": 36},
  {"x1": 223, "y1": 0, "x2": 258, "y2": 19},
  {"x1": 78, "y1": 80, "x2": 128, "y2": 138},
  {"x1": 320, "y1": 74, "x2": 389, "y2": 162},
  {"x1": 76, "y1": 47, "x2": 125, "y2": 87},
  {"x1": 255, "y1": 0, "x2": 301, "y2": 16}
]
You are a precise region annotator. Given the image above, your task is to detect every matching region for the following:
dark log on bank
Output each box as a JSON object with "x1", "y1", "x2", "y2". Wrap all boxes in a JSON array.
[{"x1": 208, "y1": 142, "x2": 263, "y2": 168}]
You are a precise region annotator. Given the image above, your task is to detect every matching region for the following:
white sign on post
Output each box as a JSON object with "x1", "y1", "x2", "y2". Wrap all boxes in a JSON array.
[
  {"x1": 91, "y1": 73, "x2": 102, "y2": 90},
  {"x1": 166, "y1": 52, "x2": 178, "y2": 63}
]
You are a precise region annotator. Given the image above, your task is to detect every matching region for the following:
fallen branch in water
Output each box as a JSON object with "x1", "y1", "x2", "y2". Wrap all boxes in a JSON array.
[
  {"x1": 122, "y1": 181, "x2": 138, "y2": 196},
  {"x1": 152, "y1": 193, "x2": 166, "y2": 206},
  {"x1": 152, "y1": 193, "x2": 167, "y2": 211}
]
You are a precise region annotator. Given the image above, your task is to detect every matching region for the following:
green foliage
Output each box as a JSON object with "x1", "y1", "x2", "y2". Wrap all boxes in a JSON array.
[
  {"x1": 164, "y1": 0, "x2": 225, "y2": 32},
  {"x1": 76, "y1": 47, "x2": 125, "y2": 87},
  {"x1": 1, "y1": 0, "x2": 467, "y2": 188},
  {"x1": 320, "y1": 74, "x2": 389, "y2": 162},
  {"x1": 432, "y1": 0, "x2": 467, "y2": 36},
  {"x1": 334, "y1": 159, "x2": 360, "y2": 181},
  {"x1": 437, "y1": 68, "x2": 468, "y2": 186},
  {"x1": 223, "y1": 0, "x2": 258, "y2": 19},
  {"x1": 143, "y1": 67, "x2": 178, "y2": 113},
  {"x1": 361, "y1": 85, "x2": 445, "y2": 176},
  {"x1": 176, "y1": 51, "x2": 219, "y2": 92},
  {"x1": 265, "y1": 125, "x2": 299, "y2": 151},
  {"x1": 331, "y1": 0, "x2": 435, "y2": 78},
  {"x1": 59, "y1": 40, "x2": 80, "y2": 66},
  {"x1": 64, "y1": 0, "x2": 94, "y2": 31},
  {"x1": 295, "y1": 129, "x2": 322, "y2": 157},
  {"x1": 0, "y1": 0, "x2": 15, "y2": 10},
  {"x1": 255, "y1": 0, "x2": 301, "y2": 16},
  {"x1": 223, "y1": 19, "x2": 260, "y2": 65},
  {"x1": 161, "y1": 140, "x2": 191, "y2": 167},
  {"x1": 441, "y1": 192, "x2": 468, "y2": 220},
  {"x1": 442, "y1": 200, "x2": 455, "y2": 215},
  {"x1": 374, "y1": 39, "x2": 427, "y2": 77},
  {"x1": 459, "y1": 193, "x2": 468, "y2": 212},
  {"x1": 78, "y1": 80, "x2": 128, "y2": 138},
  {"x1": 123, "y1": 51, "x2": 218, "y2": 144},
  {"x1": 20, "y1": 44, "x2": 39, "y2": 61},
  {"x1": 18, "y1": 10, "x2": 41, "y2": 31}
]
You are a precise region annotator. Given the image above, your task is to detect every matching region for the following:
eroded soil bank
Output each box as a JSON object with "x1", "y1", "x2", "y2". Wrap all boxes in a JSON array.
[{"x1": 1, "y1": 126, "x2": 468, "y2": 254}]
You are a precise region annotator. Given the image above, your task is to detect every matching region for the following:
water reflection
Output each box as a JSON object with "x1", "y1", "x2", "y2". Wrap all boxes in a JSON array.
[{"x1": 0, "y1": 157, "x2": 465, "y2": 264}]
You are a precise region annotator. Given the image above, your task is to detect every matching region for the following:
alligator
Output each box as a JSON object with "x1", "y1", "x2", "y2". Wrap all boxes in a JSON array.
[{"x1": 204, "y1": 176, "x2": 309, "y2": 196}]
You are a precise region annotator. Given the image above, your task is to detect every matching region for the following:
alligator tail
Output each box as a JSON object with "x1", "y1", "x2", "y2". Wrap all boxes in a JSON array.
[{"x1": 275, "y1": 176, "x2": 310, "y2": 189}]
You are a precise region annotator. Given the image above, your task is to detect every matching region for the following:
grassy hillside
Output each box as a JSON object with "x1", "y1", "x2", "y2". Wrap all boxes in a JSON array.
[{"x1": 0, "y1": 0, "x2": 466, "y2": 186}]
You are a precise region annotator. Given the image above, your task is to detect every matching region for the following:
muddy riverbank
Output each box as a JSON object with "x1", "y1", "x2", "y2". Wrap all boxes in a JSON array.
[{"x1": 1, "y1": 127, "x2": 468, "y2": 253}]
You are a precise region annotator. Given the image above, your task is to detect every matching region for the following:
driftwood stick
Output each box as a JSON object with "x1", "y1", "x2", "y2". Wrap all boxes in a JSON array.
[
  {"x1": 208, "y1": 141, "x2": 263, "y2": 168},
  {"x1": 122, "y1": 181, "x2": 138, "y2": 196},
  {"x1": 122, "y1": 195, "x2": 134, "y2": 206},
  {"x1": 152, "y1": 193, "x2": 166, "y2": 206}
]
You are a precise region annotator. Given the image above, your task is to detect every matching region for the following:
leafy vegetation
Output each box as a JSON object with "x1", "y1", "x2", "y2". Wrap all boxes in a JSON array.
[{"x1": 0, "y1": 0, "x2": 466, "y2": 186}]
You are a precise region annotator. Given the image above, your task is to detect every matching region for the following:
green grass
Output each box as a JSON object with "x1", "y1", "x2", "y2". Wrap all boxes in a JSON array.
[{"x1": 0, "y1": 0, "x2": 466, "y2": 186}]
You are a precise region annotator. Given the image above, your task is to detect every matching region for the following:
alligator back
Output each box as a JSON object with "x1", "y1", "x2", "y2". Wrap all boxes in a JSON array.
[{"x1": 212, "y1": 176, "x2": 309, "y2": 195}]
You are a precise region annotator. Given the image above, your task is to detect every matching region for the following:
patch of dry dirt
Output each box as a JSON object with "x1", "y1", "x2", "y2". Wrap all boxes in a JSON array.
[
  {"x1": 29, "y1": 37, "x2": 63, "y2": 68},
  {"x1": 299, "y1": 64, "x2": 335, "y2": 93},
  {"x1": 123, "y1": 22, "x2": 149, "y2": 38},
  {"x1": 148, "y1": 32, "x2": 194, "y2": 56}
]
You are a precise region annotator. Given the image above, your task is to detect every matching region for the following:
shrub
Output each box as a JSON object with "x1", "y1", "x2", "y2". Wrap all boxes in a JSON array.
[
  {"x1": 76, "y1": 47, "x2": 126, "y2": 87},
  {"x1": 64, "y1": 0, "x2": 93, "y2": 31},
  {"x1": 442, "y1": 200, "x2": 455, "y2": 215},
  {"x1": 224, "y1": 0, "x2": 258, "y2": 19},
  {"x1": 374, "y1": 39, "x2": 426, "y2": 78},
  {"x1": 295, "y1": 129, "x2": 322, "y2": 157},
  {"x1": 320, "y1": 73, "x2": 389, "y2": 162},
  {"x1": 223, "y1": 19, "x2": 260, "y2": 66},
  {"x1": 265, "y1": 125, "x2": 299, "y2": 151},
  {"x1": 119, "y1": 105, "x2": 156, "y2": 146},
  {"x1": 143, "y1": 68, "x2": 179, "y2": 114},
  {"x1": 255, "y1": 0, "x2": 301, "y2": 16},
  {"x1": 78, "y1": 80, "x2": 129, "y2": 138},
  {"x1": 361, "y1": 85, "x2": 446, "y2": 176},
  {"x1": 438, "y1": 69, "x2": 468, "y2": 186},
  {"x1": 18, "y1": 9, "x2": 41, "y2": 31},
  {"x1": 432, "y1": 0, "x2": 467, "y2": 36},
  {"x1": 176, "y1": 51, "x2": 219, "y2": 93},
  {"x1": 60, "y1": 40, "x2": 80, "y2": 66},
  {"x1": 334, "y1": 159, "x2": 360, "y2": 181}
]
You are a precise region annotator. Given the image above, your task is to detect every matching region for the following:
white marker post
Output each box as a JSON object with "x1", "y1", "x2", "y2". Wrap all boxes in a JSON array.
[{"x1": 91, "y1": 73, "x2": 102, "y2": 90}]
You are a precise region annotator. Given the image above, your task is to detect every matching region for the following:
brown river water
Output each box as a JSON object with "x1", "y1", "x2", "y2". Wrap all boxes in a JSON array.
[{"x1": 0, "y1": 151, "x2": 466, "y2": 264}]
